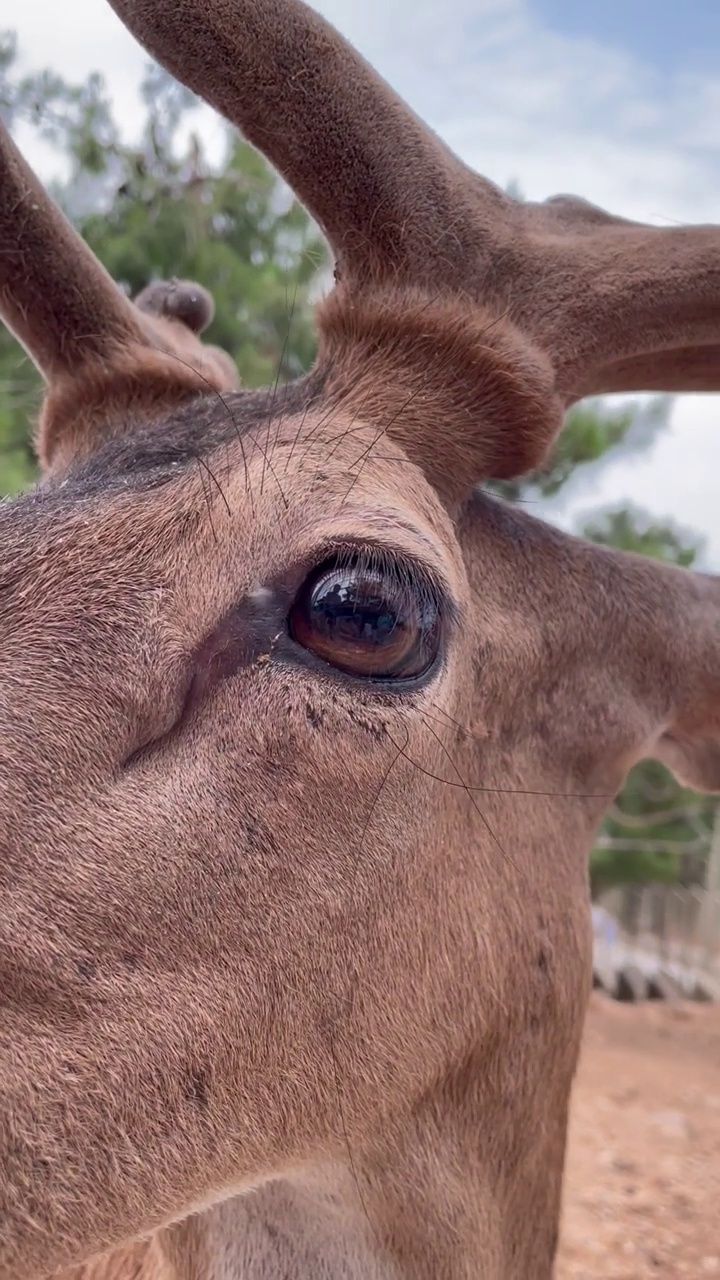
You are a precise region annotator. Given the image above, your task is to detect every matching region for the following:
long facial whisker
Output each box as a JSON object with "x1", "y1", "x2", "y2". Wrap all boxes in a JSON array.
[
  {"x1": 415, "y1": 715, "x2": 522, "y2": 875},
  {"x1": 424, "y1": 703, "x2": 615, "y2": 800}
]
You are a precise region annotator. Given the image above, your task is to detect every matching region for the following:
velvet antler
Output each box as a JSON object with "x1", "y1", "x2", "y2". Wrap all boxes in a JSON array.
[{"x1": 0, "y1": 120, "x2": 239, "y2": 471}]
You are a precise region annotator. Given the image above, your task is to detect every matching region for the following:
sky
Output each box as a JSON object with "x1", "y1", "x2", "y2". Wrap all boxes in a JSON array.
[{"x1": 8, "y1": 0, "x2": 720, "y2": 565}]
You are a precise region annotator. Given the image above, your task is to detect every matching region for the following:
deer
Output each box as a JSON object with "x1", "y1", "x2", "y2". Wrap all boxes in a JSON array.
[{"x1": 0, "y1": 1, "x2": 719, "y2": 1277}]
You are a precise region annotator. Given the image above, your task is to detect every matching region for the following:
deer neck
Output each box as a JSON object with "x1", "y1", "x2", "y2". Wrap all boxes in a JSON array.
[
  {"x1": 158, "y1": 1169, "x2": 399, "y2": 1280},
  {"x1": 153, "y1": 1080, "x2": 572, "y2": 1280}
]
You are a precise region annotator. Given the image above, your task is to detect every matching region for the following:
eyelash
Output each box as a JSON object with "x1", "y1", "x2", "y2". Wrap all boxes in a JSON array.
[{"x1": 294, "y1": 539, "x2": 451, "y2": 614}]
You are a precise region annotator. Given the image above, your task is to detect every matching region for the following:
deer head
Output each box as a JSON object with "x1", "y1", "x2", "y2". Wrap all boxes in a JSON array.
[{"x1": 0, "y1": 3, "x2": 719, "y2": 1278}]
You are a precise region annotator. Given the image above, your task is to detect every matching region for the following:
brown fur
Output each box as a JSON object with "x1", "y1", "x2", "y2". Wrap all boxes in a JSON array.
[
  {"x1": 0, "y1": 3, "x2": 719, "y2": 1279},
  {"x1": 38, "y1": 325, "x2": 239, "y2": 476}
]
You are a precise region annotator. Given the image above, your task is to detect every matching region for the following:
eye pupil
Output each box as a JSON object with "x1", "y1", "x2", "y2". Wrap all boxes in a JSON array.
[
  {"x1": 311, "y1": 578, "x2": 396, "y2": 643},
  {"x1": 288, "y1": 557, "x2": 441, "y2": 682},
  {"x1": 308, "y1": 572, "x2": 403, "y2": 655}
]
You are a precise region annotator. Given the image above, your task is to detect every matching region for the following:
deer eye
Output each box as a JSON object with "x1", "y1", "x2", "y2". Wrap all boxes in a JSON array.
[{"x1": 287, "y1": 557, "x2": 442, "y2": 681}]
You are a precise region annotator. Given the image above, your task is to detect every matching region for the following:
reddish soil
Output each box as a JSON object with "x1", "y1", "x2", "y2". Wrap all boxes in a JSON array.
[{"x1": 557, "y1": 993, "x2": 720, "y2": 1278}]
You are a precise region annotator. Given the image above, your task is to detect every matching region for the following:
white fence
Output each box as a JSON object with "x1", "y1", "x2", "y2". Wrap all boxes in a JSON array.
[{"x1": 592, "y1": 884, "x2": 720, "y2": 1001}]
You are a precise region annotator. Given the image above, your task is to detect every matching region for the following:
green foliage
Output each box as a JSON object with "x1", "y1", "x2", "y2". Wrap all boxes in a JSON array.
[
  {"x1": 591, "y1": 760, "x2": 713, "y2": 895},
  {"x1": 0, "y1": 360, "x2": 39, "y2": 493},
  {"x1": 487, "y1": 396, "x2": 670, "y2": 506},
  {"x1": 582, "y1": 504, "x2": 702, "y2": 567},
  {"x1": 0, "y1": 36, "x2": 328, "y2": 497},
  {"x1": 590, "y1": 840, "x2": 678, "y2": 893}
]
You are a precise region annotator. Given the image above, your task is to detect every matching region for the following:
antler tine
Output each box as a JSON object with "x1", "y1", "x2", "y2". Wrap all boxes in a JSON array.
[
  {"x1": 105, "y1": 0, "x2": 512, "y2": 288},
  {"x1": 575, "y1": 346, "x2": 720, "y2": 399},
  {"x1": 511, "y1": 208, "x2": 720, "y2": 402},
  {"x1": 0, "y1": 118, "x2": 145, "y2": 381}
]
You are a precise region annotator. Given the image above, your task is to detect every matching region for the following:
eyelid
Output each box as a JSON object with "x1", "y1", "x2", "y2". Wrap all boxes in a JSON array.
[{"x1": 293, "y1": 536, "x2": 460, "y2": 625}]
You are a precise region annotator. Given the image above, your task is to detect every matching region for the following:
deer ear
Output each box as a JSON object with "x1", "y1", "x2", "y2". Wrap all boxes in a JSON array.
[
  {"x1": 635, "y1": 566, "x2": 720, "y2": 794},
  {"x1": 652, "y1": 735, "x2": 720, "y2": 794}
]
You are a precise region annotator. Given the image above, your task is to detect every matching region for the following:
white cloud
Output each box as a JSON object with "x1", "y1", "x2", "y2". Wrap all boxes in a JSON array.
[
  {"x1": 561, "y1": 395, "x2": 720, "y2": 569},
  {"x1": 8, "y1": 0, "x2": 720, "y2": 562}
]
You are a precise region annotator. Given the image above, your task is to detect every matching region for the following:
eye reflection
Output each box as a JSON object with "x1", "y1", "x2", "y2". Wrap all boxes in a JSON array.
[{"x1": 288, "y1": 556, "x2": 442, "y2": 681}]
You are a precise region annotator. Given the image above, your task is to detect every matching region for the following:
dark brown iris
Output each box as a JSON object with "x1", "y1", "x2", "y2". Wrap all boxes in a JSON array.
[{"x1": 288, "y1": 560, "x2": 441, "y2": 680}]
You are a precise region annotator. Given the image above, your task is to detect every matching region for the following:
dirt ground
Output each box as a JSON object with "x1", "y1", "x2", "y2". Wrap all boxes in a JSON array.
[{"x1": 557, "y1": 992, "x2": 720, "y2": 1278}]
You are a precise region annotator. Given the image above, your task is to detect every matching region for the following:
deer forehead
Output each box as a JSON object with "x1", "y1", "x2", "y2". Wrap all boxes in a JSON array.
[{"x1": 13, "y1": 398, "x2": 464, "y2": 593}]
